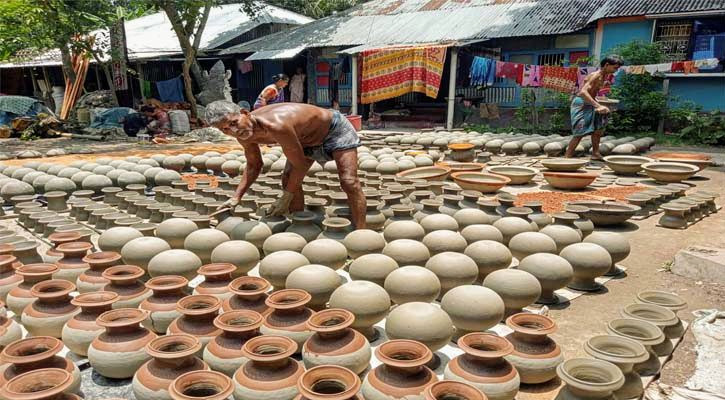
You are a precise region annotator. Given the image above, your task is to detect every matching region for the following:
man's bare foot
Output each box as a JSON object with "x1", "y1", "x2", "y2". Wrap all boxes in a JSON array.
[{"x1": 591, "y1": 153, "x2": 604, "y2": 161}]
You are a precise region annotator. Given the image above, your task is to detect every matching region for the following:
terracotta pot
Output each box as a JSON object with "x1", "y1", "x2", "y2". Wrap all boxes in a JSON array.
[
  {"x1": 482, "y1": 269, "x2": 541, "y2": 316},
  {"x1": 559, "y1": 243, "x2": 612, "y2": 292},
  {"x1": 45, "y1": 232, "x2": 81, "y2": 264},
  {"x1": 424, "y1": 381, "x2": 487, "y2": 400},
  {"x1": 222, "y1": 276, "x2": 271, "y2": 315},
  {"x1": 504, "y1": 313, "x2": 563, "y2": 384},
  {"x1": 260, "y1": 289, "x2": 315, "y2": 353},
  {"x1": 329, "y1": 281, "x2": 390, "y2": 340},
  {"x1": 203, "y1": 310, "x2": 262, "y2": 377},
  {"x1": 555, "y1": 358, "x2": 624, "y2": 400},
  {"x1": 233, "y1": 335, "x2": 304, "y2": 400},
  {"x1": 210, "y1": 240, "x2": 260, "y2": 278},
  {"x1": 194, "y1": 263, "x2": 235, "y2": 300},
  {"x1": 102, "y1": 265, "x2": 151, "y2": 309},
  {"x1": 133, "y1": 334, "x2": 208, "y2": 400},
  {"x1": 259, "y1": 250, "x2": 310, "y2": 290},
  {"x1": 148, "y1": 249, "x2": 203, "y2": 280},
  {"x1": 636, "y1": 290, "x2": 687, "y2": 339},
  {"x1": 584, "y1": 335, "x2": 649, "y2": 399},
  {"x1": 21, "y1": 280, "x2": 79, "y2": 338},
  {"x1": 0, "y1": 254, "x2": 20, "y2": 302},
  {"x1": 0, "y1": 368, "x2": 81, "y2": 400},
  {"x1": 302, "y1": 308, "x2": 371, "y2": 374},
  {"x1": 295, "y1": 365, "x2": 363, "y2": 400},
  {"x1": 0, "y1": 311, "x2": 22, "y2": 348},
  {"x1": 285, "y1": 264, "x2": 342, "y2": 310},
  {"x1": 606, "y1": 318, "x2": 665, "y2": 376},
  {"x1": 140, "y1": 275, "x2": 189, "y2": 334},
  {"x1": 386, "y1": 302, "x2": 453, "y2": 358},
  {"x1": 464, "y1": 240, "x2": 512, "y2": 282},
  {"x1": 441, "y1": 285, "x2": 504, "y2": 339},
  {"x1": 621, "y1": 303, "x2": 678, "y2": 356},
  {"x1": 121, "y1": 236, "x2": 171, "y2": 273},
  {"x1": 88, "y1": 308, "x2": 158, "y2": 378},
  {"x1": 444, "y1": 333, "x2": 519, "y2": 400},
  {"x1": 168, "y1": 295, "x2": 222, "y2": 349},
  {"x1": 517, "y1": 253, "x2": 573, "y2": 304},
  {"x1": 77, "y1": 251, "x2": 121, "y2": 293},
  {"x1": 384, "y1": 265, "x2": 441, "y2": 304},
  {"x1": 170, "y1": 370, "x2": 234, "y2": 400},
  {"x1": 62, "y1": 291, "x2": 119, "y2": 356},
  {"x1": 583, "y1": 232, "x2": 630, "y2": 277},
  {"x1": 361, "y1": 339, "x2": 437, "y2": 400},
  {"x1": 6, "y1": 263, "x2": 58, "y2": 316},
  {"x1": 0, "y1": 336, "x2": 81, "y2": 393},
  {"x1": 301, "y1": 239, "x2": 349, "y2": 270}
]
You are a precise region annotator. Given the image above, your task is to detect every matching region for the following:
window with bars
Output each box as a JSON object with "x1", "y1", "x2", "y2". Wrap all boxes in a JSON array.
[
  {"x1": 654, "y1": 20, "x2": 693, "y2": 62},
  {"x1": 537, "y1": 53, "x2": 565, "y2": 66}
]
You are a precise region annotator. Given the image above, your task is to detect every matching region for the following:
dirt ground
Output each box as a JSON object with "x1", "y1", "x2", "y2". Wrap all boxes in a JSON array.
[{"x1": 2, "y1": 135, "x2": 724, "y2": 390}]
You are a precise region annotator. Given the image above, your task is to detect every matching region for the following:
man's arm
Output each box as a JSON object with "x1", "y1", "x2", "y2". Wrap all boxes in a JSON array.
[
  {"x1": 273, "y1": 129, "x2": 311, "y2": 195},
  {"x1": 578, "y1": 75, "x2": 609, "y2": 113},
  {"x1": 232, "y1": 141, "x2": 262, "y2": 201}
]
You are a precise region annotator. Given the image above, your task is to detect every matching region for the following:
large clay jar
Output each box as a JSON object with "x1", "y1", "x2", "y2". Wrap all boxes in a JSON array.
[
  {"x1": 168, "y1": 295, "x2": 222, "y2": 349},
  {"x1": 606, "y1": 318, "x2": 665, "y2": 376},
  {"x1": 302, "y1": 239, "x2": 348, "y2": 270},
  {"x1": 295, "y1": 365, "x2": 363, "y2": 400},
  {"x1": 383, "y1": 239, "x2": 430, "y2": 267},
  {"x1": 425, "y1": 381, "x2": 487, "y2": 400},
  {"x1": 444, "y1": 333, "x2": 519, "y2": 400},
  {"x1": 184, "y1": 229, "x2": 230, "y2": 265},
  {"x1": 302, "y1": 308, "x2": 372, "y2": 374},
  {"x1": 441, "y1": 285, "x2": 504, "y2": 339},
  {"x1": 140, "y1": 275, "x2": 189, "y2": 334},
  {"x1": 584, "y1": 335, "x2": 649, "y2": 399},
  {"x1": 583, "y1": 232, "x2": 630, "y2": 277},
  {"x1": 233, "y1": 335, "x2": 304, "y2": 400},
  {"x1": 148, "y1": 249, "x2": 203, "y2": 280},
  {"x1": 6, "y1": 263, "x2": 58, "y2": 316},
  {"x1": 0, "y1": 368, "x2": 81, "y2": 400},
  {"x1": 204, "y1": 310, "x2": 262, "y2": 377},
  {"x1": 53, "y1": 242, "x2": 92, "y2": 283},
  {"x1": 482, "y1": 269, "x2": 541, "y2": 317},
  {"x1": 422, "y1": 230, "x2": 467, "y2": 256},
  {"x1": 524, "y1": 201, "x2": 551, "y2": 228},
  {"x1": 504, "y1": 313, "x2": 563, "y2": 384},
  {"x1": 539, "y1": 224, "x2": 581, "y2": 253},
  {"x1": 194, "y1": 263, "x2": 235, "y2": 301},
  {"x1": 222, "y1": 276, "x2": 271, "y2": 315},
  {"x1": 349, "y1": 254, "x2": 398, "y2": 286},
  {"x1": 493, "y1": 217, "x2": 535, "y2": 246},
  {"x1": 319, "y1": 218, "x2": 354, "y2": 242},
  {"x1": 98, "y1": 227, "x2": 143, "y2": 253},
  {"x1": 383, "y1": 220, "x2": 425, "y2": 242},
  {"x1": 157, "y1": 218, "x2": 198, "y2": 249},
  {"x1": 559, "y1": 243, "x2": 612, "y2": 292},
  {"x1": 22, "y1": 280, "x2": 79, "y2": 338},
  {"x1": 259, "y1": 250, "x2": 309, "y2": 290},
  {"x1": 263, "y1": 232, "x2": 307, "y2": 255},
  {"x1": 365, "y1": 200, "x2": 387, "y2": 231},
  {"x1": 121, "y1": 236, "x2": 171, "y2": 273},
  {"x1": 565, "y1": 205, "x2": 594, "y2": 238},
  {"x1": 210, "y1": 240, "x2": 260, "y2": 277},
  {"x1": 102, "y1": 265, "x2": 152, "y2": 309},
  {"x1": 555, "y1": 358, "x2": 624, "y2": 400},
  {"x1": 0, "y1": 337, "x2": 81, "y2": 393},
  {"x1": 361, "y1": 339, "x2": 437, "y2": 400},
  {"x1": 170, "y1": 370, "x2": 234, "y2": 400},
  {"x1": 508, "y1": 232, "x2": 557, "y2": 261},
  {"x1": 621, "y1": 303, "x2": 678, "y2": 357},
  {"x1": 343, "y1": 229, "x2": 386, "y2": 259},
  {"x1": 62, "y1": 291, "x2": 118, "y2": 356},
  {"x1": 77, "y1": 251, "x2": 121, "y2": 293},
  {"x1": 386, "y1": 302, "x2": 454, "y2": 357},
  {"x1": 420, "y1": 214, "x2": 459, "y2": 234},
  {"x1": 425, "y1": 252, "x2": 478, "y2": 297},
  {"x1": 636, "y1": 290, "x2": 687, "y2": 339},
  {"x1": 133, "y1": 334, "x2": 208, "y2": 400},
  {"x1": 0, "y1": 312, "x2": 22, "y2": 348},
  {"x1": 329, "y1": 281, "x2": 390, "y2": 340},
  {"x1": 286, "y1": 211, "x2": 323, "y2": 242},
  {"x1": 88, "y1": 308, "x2": 158, "y2": 379},
  {"x1": 0, "y1": 255, "x2": 20, "y2": 302},
  {"x1": 286, "y1": 264, "x2": 342, "y2": 310},
  {"x1": 517, "y1": 253, "x2": 573, "y2": 304},
  {"x1": 384, "y1": 265, "x2": 441, "y2": 304},
  {"x1": 461, "y1": 225, "x2": 504, "y2": 244},
  {"x1": 260, "y1": 289, "x2": 315, "y2": 353},
  {"x1": 464, "y1": 240, "x2": 512, "y2": 282}
]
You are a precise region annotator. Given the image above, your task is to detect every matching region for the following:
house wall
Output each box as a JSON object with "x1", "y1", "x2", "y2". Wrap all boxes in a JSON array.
[
  {"x1": 599, "y1": 18, "x2": 654, "y2": 57},
  {"x1": 668, "y1": 76, "x2": 725, "y2": 111}
]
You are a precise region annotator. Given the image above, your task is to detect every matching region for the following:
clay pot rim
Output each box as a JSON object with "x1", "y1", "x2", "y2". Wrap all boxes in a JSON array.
[
  {"x1": 242, "y1": 335, "x2": 297, "y2": 361},
  {"x1": 0, "y1": 254, "x2": 16, "y2": 266},
  {"x1": 197, "y1": 263, "x2": 237, "y2": 277},
  {"x1": 1, "y1": 368, "x2": 73, "y2": 400},
  {"x1": 146, "y1": 275, "x2": 189, "y2": 291},
  {"x1": 564, "y1": 204, "x2": 590, "y2": 214},
  {"x1": 448, "y1": 143, "x2": 475, "y2": 151},
  {"x1": 621, "y1": 303, "x2": 678, "y2": 327},
  {"x1": 1, "y1": 336, "x2": 63, "y2": 364},
  {"x1": 375, "y1": 339, "x2": 433, "y2": 368},
  {"x1": 16, "y1": 263, "x2": 59, "y2": 277},
  {"x1": 176, "y1": 295, "x2": 222, "y2": 315},
  {"x1": 214, "y1": 310, "x2": 264, "y2": 332},
  {"x1": 291, "y1": 211, "x2": 317, "y2": 222},
  {"x1": 556, "y1": 358, "x2": 625, "y2": 392},
  {"x1": 457, "y1": 333, "x2": 513, "y2": 359},
  {"x1": 505, "y1": 313, "x2": 557, "y2": 336},
  {"x1": 30, "y1": 279, "x2": 75, "y2": 299},
  {"x1": 425, "y1": 380, "x2": 487, "y2": 400},
  {"x1": 0, "y1": 243, "x2": 14, "y2": 254},
  {"x1": 169, "y1": 370, "x2": 234, "y2": 400},
  {"x1": 56, "y1": 241, "x2": 93, "y2": 253},
  {"x1": 552, "y1": 212, "x2": 578, "y2": 221},
  {"x1": 265, "y1": 289, "x2": 312, "y2": 310},
  {"x1": 477, "y1": 199, "x2": 500, "y2": 207},
  {"x1": 12, "y1": 241, "x2": 38, "y2": 251},
  {"x1": 97, "y1": 308, "x2": 148, "y2": 328},
  {"x1": 146, "y1": 333, "x2": 202, "y2": 359},
  {"x1": 102, "y1": 265, "x2": 145, "y2": 281},
  {"x1": 307, "y1": 308, "x2": 355, "y2": 333},
  {"x1": 298, "y1": 365, "x2": 362, "y2": 400},
  {"x1": 322, "y1": 218, "x2": 351, "y2": 229},
  {"x1": 636, "y1": 290, "x2": 687, "y2": 311},
  {"x1": 584, "y1": 335, "x2": 649, "y2": 364},
  {"x1": 71, "y1": 291, "x2": 119, "y2": 307},
  {"x1": 83, "y1": 251, "x2": 122, "y2": 264},
  {"x1": 606, "y1": 318, "x2": 665, "y2": 346},
  {"x1": 229, "y1": 276, "x2": 271, "y2": 296},
  {"x1": 48, "y1": 231, "x2": 82, "y2": 243}
]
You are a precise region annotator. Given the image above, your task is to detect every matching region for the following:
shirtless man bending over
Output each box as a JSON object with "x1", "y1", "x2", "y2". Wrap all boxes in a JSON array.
[
  {"x1": 205, "y1": 101, "x2": 366, "y2": 229},
  {"x1": 565, "y1": 56, "x2": 623, "y2": 160}
]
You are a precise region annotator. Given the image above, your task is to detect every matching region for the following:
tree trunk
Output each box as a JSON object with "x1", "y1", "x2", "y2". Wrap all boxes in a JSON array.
[
  {"x1": 100, "y1": 62, "x2": 120, "y2": 106},
  {"x1": 59, "y1": 44, "x2": 76, "y2": 85},
  {"x1": 183, "y1": 56, "x2": 198, "y2": 119}
]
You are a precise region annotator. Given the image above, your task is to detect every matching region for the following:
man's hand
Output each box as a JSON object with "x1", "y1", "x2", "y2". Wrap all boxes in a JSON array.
[
  {"x1": 268, "y1": 191, "x2": 294, "y2": 216},
  {"x1": 217, "y1": 197, "x2": 239, "y2": 211},
  {"x1": 595, "y1": 105, "x2": 610, "y2": 114}
]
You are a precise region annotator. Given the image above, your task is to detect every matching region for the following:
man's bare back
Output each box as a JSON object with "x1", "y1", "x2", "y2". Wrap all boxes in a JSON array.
[
  {"x1": 579, "y1": 70, "x2": 605, "y2": 100},
  {"x1": 244, "y1": 103, "x2": 334, "y2": 147}
]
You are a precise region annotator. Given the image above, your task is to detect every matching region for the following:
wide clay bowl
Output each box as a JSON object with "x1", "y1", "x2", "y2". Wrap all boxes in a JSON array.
[
  {"x1": 642, "y1": 162, "x2": 699, "y2": 183},
  {"x1": 435, "y1": 162, "x2": 486, "y2": 173},
  {"x1": 541, "y1": 158, "x2": 588, "y2": 172},
  {"x1": 603, "y1": 156, "x2": 654, "y2": 175},
  {"x1": 397, "y1": 166, "x2": 451, "y2": 181},
  {"x1": 486, "y1": 166, "x2": 538, "y2": 185},
  {"x1": 650, "y1": 152, "x2": 712, "y2": 171},
  {"x1": 451, "y1": 172, "x2": 510, "y2": 193},
  {"x1": 543, "y1": 171, "x2": 598, "y2": 190},
  {"x1": 655, "y1": 158, "x2": 711, "y2": 171},
  {"x1": 566, "y1": 201, "x2": 640, "y2": 226}
]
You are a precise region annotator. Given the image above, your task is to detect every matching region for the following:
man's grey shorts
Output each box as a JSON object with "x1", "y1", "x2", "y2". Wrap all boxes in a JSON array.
[{"x1": 303, "y1": 111, "x2": 361, "y2": 164}]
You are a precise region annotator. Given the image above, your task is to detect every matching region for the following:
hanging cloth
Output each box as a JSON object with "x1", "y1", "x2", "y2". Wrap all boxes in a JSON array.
[
  {"x1": 671, "y1": 62, "x2": 685, "y2": 73},
  {"x1": 683, "y1": 61, "x2": 698, "y2": 74},
  {"x1": 156, "y1": 77, "x2": 185, "y2": 103},
  {"x1": 541, "y1": 66, "x2": 578, "y2": 93},
  {"x1": 521, "y1": 65, "x2": 542, "y2": 87},
  {"x1": 495, "y1": 61, "x2": 523, "y2": 83},
  {"x1": 469, "y1": 57, "x2": 496, "y2": 87}
]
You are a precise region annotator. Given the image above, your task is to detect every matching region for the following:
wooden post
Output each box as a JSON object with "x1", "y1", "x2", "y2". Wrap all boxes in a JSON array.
[
  {"x1": 658, "y1": 78, "x2": 670, "y2": 135},
  {"x1": 351, "y1": 55, "x2": 359, "y2": 116},
  {"x1": 137, "y1": 62, "x2": 146, "y2": 101},
  {"x1": 446, "y1": 47, "x2": 459, "y2": 130}
]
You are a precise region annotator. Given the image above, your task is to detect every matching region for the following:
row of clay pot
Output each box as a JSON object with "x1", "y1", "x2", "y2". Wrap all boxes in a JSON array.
[{"x1": 657, "y1": 191, "x2": 719, "y2": 229}]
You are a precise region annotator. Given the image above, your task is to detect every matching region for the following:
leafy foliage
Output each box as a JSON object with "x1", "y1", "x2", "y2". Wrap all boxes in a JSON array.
[{"x1": 668, "y1": 102, "x2": 725, "y2": 145}]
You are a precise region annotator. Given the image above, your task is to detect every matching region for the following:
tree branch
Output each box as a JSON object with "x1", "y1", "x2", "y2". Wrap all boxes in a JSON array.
[{"x1": 192, "y1": 3, "x2": 211, "y2": 52}]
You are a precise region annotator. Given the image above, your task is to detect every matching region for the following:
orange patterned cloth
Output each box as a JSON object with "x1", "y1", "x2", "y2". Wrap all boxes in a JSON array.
[
  {"x1": 360, "y1": 46, "x2": 447, "y2": 104},
  {"x1": 541, "y1": 66, "x2": 578, "y2": 94}
]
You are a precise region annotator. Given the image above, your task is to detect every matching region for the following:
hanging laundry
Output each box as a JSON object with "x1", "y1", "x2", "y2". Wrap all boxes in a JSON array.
[
  {"x1": 643, "y1": 63, "x2": 671, "y2": 75},
  {"x1": 626, "y1": 65, "x2": 646, "y2": 74},
  {"x1": 469, "y1": 56, "x2": 496, "y2": 87},
  {"x1": 576, "y1": 67, "x2": 598, "y2": 90},
  {"x1": 521, "y1": 65, "x2": 541, "y2": 87},
  {"x1": 541, "y1": 66, "x2": 578, "y2": 93},
  {"x1": 155, "y1": 76, "x2": 185, "y2": 103},
  {"x1": 238, "y1": 61, "x2": 253, "y2": 74},
  {"x1": 694, "y1": 58, "x2": 720, "y2": 69},
  {"x1": 683, "y1": 61, "x2": 698, "y2": 74},
  {"x1": 671, "y1": 61, "x2": 685, "y2": 73},
  {"x1": 495, "y1": 61, "x2": 523, "y2": 83}
]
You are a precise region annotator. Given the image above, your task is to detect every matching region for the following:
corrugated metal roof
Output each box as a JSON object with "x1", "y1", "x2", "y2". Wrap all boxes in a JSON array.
[{"x1": 223, "y1": 0, "x2": 725, "y2": 54}]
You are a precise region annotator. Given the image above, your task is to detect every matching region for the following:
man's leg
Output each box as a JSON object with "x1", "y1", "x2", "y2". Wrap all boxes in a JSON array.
[
  {"x1": 565, "y1": 136, "x2": 583, "y2": 158},
  {"x1": 591, "y1": 130, "x2": 603, "y2": 159},
  {"x1": 333, "y1": 148, "x2": 366, "y2": 229},
  {"x1": 281, "y1": 158, "x2": 312, "y2": 212}
]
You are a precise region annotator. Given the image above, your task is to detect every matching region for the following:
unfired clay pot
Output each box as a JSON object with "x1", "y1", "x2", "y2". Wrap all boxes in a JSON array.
[
  {"x1": 329, "y1": 281, "x2": 391, "y2": 340},
  {"x1": 167, "y1": 295, "x2": 222, "y2": 350},
  {"x1": 263, "y1": 232, "x2": 307, "y2": 255},
  {"x1": 621, "y1": 303, "x2": 678, "y2": 356},
  {"x1": 385, "y1": 265, "x2": 440, "y2": 305},
  {"x1": 348, "y1": 254, "x2": 398, "y2": 287},
  {"x1": 444, "y1": 333, "x2": 520, "y2": 400},
  {"x1": 583, "y1": 232, "x2": 630, "y2": 277},
  {"x1": 420, "y1": 213, "x2": 459, "y2": 233},
  {"x1": 539, "y1": 224, "x2": 581, "y2": 253},
  {"x1": 0, "y1": 254, "x2": 21, "y2": 302},
  {"x1": 555, "y1": 358, "x2": 624, "y2": 400},
  {"x1": 62, "y1": 291, "x2": 119, "y2": 356},
  {"x1": 102, "y1": 265, "x2": 151, "y2": 309},
  {"x1": 97, "y1": 227, "x2": 143, "y2": 253},
  {"x1": 504, "y1": 313, "x2": 564, "y2": 384},
  {"x1": 184, "y1": 229, "x2": 230, "y2": 265},
  {"x1": 362, "y1": 339, "x2": 437, "y2": 400},
  {"x1": 636, "y1": 290, "x2": 687, "y2": 339},
  {"x1": 302, "y1": 239, "x2": 349, "y2": 270},
  {"x1": 383, "y1": 220, "x2": 425, "y2": 242},
  {"x1": 464, "y1": 240, "x2": 512, "y2": 282},
  {"x1": 6, "y1": 263, "x2": 58, "y2": 316},
  {"x1": 21, "y1": 279, "x2": 80, "y2": 338},
  {"x1": 425, "y1": 252, "x2": 478, "y2": 297},
  {"x1": 482, "y1": 269, "x2": 541, "y2": 316},
  {"x1": 77, "y1": 251, "x2": 121, "y2": 293},
  {"x1": 121, "y1": 236, "x2": 171, "y2": 273},
  {"x1": 422, "y1": 230, "x2": 467, "y2": 256},
  {"x1": 517, "y1": 253, "x2": 573, "y2": 304},
  {"x1": 302, "y1": 308, "x2": 372, "y2": 374},
  {"x1": 148, "y1": 249, "x2": 203, "y2": 280},
  {"x1": 140, "y1": 275, "x2": 189, "y2": 334},
  {"x1": 383, "y1": 239, "x2": 430, "y2": 267},
  {"x1": 559, "y1": 243, "x2": 612, "y2": 292},
  {"x1": 343, "y1": 229, "x2": 386, "y2": 259},
  {"x1": 606, "y1": 318, "x2": 665, "y2": 376},
  {"x1": 193, "y1": 263, "x2": 235, "y2": 301},
  {"x1": 156, "y1": 218, "x2": 198, "y2": 249},
  {"x1": 0, "y1": 336, "x2": 81, "y2": 394},
  {"x1": 285, "y1": 264, "x2": 342, "y2": 310},
  {"x1": 210, "y1": 240, "x2": 260, "y2": 277},
  {"x1": 493, "y1": 217, "x2": 535, "y2": 245},
  {"x1": 203, "y1": 310, "x2": 262, "y2": 377},
  {"x1": 441, "y1": 285, "x2": 505, "y2": 339},
  {"x1": 507, "y1": 232, "x2": 557, "y2": 261},
  {"x1": 286, "y1": 211, "x2": 323, "y2": 242},
  {"x1": 233, "y1": 335, "x2": 304, "y2": 400},
  {"x1": 222, "y1": 276, "x2": 271, "y2": 315},
  {"x1": 460, "y1": 224, "x2": 504, "y2": 244},
  {"x1": 584, "y1": 335, "x2": 649, "y2": 399},
  {"x1": 385, "y1": 302, "x2": 454, "y2": 356},
  {"x1": 260, "y1": 289, "x2": 315, "y2": 353},
  {"x1": 259, "y1": 250, "x2": 310, "y2": 290}
]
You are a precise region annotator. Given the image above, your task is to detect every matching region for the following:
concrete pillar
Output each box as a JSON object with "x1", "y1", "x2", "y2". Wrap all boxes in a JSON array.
[
  {"x1": 351, "y1": 55, "x2": 358, "y2": 116},
  {"x1": 446, "y1": 47, "x2": 459, "y2": 130}
]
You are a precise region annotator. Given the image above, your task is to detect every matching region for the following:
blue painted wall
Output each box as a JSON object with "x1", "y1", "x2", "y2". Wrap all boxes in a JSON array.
[
  {"x1": 601, "y1": 20, "x2": 654, "y2": 56},
  {"x1": 668, "y1": 76, "x2": 725, "y2": 111}
]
